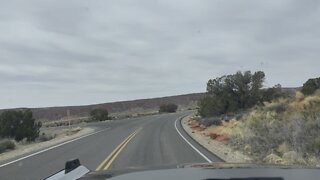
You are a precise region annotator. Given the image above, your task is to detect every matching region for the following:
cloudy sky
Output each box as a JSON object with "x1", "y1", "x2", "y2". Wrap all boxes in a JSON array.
[{"x1": 0, "y1": 0, "x2": 319, "y2": 109}]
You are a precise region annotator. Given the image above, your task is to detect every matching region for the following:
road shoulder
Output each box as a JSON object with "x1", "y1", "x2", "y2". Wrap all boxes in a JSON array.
[
  {"x1": 0, "y1": 127, "x2": 95, "y2": 164},
  {"x1": 181, "y1": 115, "x2": 251, "y2": 163}
]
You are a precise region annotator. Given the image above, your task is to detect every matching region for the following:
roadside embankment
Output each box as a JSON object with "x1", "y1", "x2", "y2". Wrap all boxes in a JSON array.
[
  {"x1": 181, "y1": 115, "x2": 251, "y2": 163},
  {"x1": 182, "y1": 92, "x2": 320, "y2": 166}
]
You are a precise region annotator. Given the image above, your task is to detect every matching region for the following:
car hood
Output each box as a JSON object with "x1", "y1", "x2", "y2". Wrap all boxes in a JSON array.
[{"x1": 79, "y1": 163, "x2": 319, "y2": 180}]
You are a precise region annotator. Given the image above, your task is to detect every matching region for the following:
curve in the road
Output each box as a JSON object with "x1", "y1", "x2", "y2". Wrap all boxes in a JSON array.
[
  {"x1": 0, "y1": 112, "x2": 222, "y2": 180},
  {"x1": 174, "y1": 116, "x2": 213, "y2": 163}
]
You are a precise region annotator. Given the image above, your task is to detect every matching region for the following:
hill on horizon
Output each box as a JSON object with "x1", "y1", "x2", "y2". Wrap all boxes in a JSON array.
[
  {"x1": 28, "y1": 93, "x2": 205, "y2": 121},
  {"x1": 1, "y1": 87, "x2": 300, "y2": 122}
]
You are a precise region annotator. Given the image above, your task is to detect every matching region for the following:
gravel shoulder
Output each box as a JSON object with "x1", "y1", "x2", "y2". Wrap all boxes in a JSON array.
[
  {"x1": 181, "y1": 115, "x2": 251, "y2": 163},
  {"x1": 0, "y1": 127, "x2": 94, "y2": 163}
]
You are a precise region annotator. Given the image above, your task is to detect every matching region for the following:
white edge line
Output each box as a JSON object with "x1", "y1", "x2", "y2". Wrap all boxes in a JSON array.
[
  {"x1": 174, "y1": 116, "x2": 212, "y2": 163},
  {"x1": 0, "y1": 129, "x2": 106, "y2": 168}
]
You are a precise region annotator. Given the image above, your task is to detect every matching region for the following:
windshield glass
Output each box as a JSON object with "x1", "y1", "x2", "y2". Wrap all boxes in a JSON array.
[{"x1": 0, "y1": 0, "x2": 319, "y2": 180}]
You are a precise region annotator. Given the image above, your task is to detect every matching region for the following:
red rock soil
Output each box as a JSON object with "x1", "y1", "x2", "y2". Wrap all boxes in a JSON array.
[{"x1": 187, "y1": 118, "x2": 230, "y2": 144}]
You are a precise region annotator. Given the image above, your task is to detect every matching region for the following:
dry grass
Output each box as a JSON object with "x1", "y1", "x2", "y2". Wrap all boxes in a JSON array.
[
  {"x1": 0, "y1": 139, "x2": 15, "y2": 154},
  {"x1": 276, "y1": 142, "x2": 291, "y2": 156},
  {"x1": 194, "y1": 92, "x2": 320, "y2": 165},
  {"x1": 226, "y1": 92, "x2": 320, "y2": 165}
]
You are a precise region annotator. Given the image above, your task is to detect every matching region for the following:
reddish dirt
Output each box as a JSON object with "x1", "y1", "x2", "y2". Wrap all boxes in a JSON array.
[
  {"x1": 206, "y1": 131, "x2": 229, "y2": 143},
  {"x1": 188, "y1": 119, "x2": 206, "y2": 131},
  {"x1": 207, "y1": 132, "x2": 219, "y2": 139},
  {"x1": 215, "y1": 135, "x2": 230, "y2": 143},
  {"x1": 187, "y1": 117, "x2": 230, "y2": 143}
]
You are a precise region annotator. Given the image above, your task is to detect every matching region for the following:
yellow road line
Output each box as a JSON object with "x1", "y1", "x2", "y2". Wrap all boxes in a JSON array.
[
  {"x1": 103, "y1": 128, "x2": 142, "y2": 170},
  {"x1": 95, "y1": 128, "x2": 140, "y2": 171}
]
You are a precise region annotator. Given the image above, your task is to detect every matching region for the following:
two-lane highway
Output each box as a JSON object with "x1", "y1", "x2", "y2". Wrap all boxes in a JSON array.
[{"x1": 0, "y1": 112, "x2": 222, "y2": 180}]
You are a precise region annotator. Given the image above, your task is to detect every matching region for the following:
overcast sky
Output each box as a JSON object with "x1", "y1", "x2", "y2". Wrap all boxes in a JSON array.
[{"x1": 0, "y1": 0, "x2": 319, "y2": 109}]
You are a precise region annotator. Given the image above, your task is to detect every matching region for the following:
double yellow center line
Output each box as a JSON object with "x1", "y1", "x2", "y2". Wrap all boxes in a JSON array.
[{"x1": 96, "y1": 127, "x2": 142, "y2": 171}]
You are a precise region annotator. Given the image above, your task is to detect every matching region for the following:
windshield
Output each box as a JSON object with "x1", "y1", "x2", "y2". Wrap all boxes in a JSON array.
[{"x1": 0, "y1": 0, "x2": 319, "y2": 180}]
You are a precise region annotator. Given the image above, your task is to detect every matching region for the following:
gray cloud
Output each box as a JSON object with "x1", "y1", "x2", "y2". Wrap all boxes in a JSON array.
[{"x1": 0, "y1": 0, "x2": 319, "y2": 108}]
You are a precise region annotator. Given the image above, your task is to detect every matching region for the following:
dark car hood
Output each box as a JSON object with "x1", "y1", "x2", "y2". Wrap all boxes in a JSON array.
[{"x1": 79, "y1": 163, "x2": 320, "y2": 180}]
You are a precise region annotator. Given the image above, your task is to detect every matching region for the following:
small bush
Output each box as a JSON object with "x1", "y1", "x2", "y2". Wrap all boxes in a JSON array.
[
  {"x1": 159, "y1": 103, "x2": 178, "y2": 113},
  {"x1": 0, "y1": 140, "x2": 15, "y2": 154},
  {"x1": 301, "y1": 77, "x2": 320, "y2": 95},
  {"x1": 38, "y1": 133, "x2": 55, "y2": 142},
  {"x1": 305, "y1": 137, "x2": 320, "y2": 155},
  {"x1": 266, "y1": 102, "x2": 288, "y2": 113},
  {"x1": 262, "y1": 84, "x2": 288, "y2": 102},
  {"x1": 0, "y1": 109, "x2": 41, "y2": 142},
  {"x1": 295, "y1": 91, "x2": 305, "y2": 101},
  {"x1": 199, "y1": 117, "x2": 222, "y2": 126},
  {"x1": 276, "y1": 143, "x2": 291, "y2": 156},
  {"x1": 197, "y1": 96, "x2": 225, "y2": 117},
  {"x1": 90, "y1": 108, "x2": 109, "y2": 121}
]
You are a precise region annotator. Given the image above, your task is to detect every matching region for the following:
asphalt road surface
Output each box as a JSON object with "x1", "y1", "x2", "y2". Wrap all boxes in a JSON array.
[{"x1": 0, "y1": 112, "x2": 222, "y2": 180}]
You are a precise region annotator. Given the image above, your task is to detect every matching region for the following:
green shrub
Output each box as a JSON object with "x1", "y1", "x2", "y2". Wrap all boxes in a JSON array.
[
  {"x1": 199, "y1": 117, "x2": 222, "y2": 126},
  {"x1": 262, "y1": 84, "x2": 289, "y2": 102},
  {"x1": 197, "y1": 96, "x2": 225, "y2": 117},
  {"x1": 0, "y1": 109, "x2": 41, "y2": 142},
  {"x1": 305, "y1": 137, "x2": 320, "y2": 155},
  {"x1": 90, "y1": 108, "x2": 109, "y2": 121},
  {"x1": 301, "y1": 77, "x2": 320, "y2": 95},
  {"x1": 0, "y1": 140, "x2": 15, "y2": 154},
  {"x1": 159, "y1": 103, "x2": 178, "y2": 113},
  {"x1": 199, "y1": 71, "x2": 269, "y2": 118},
  {"x1": 266, "y1": 102, "x2": 288, "y2": 113}
]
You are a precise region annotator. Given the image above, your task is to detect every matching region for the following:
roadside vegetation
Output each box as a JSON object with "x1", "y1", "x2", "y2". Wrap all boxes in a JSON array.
[
  {"x1": 43, "y1": 117, "x2": 87, "y2": 128},
  {"x1": 159, "y1": 103, "x2": 178, "y2": 113},
  {"x1": 301, "y1": 77, "x2": 320, "y2": 95},
  {"x1": 38, "y1": 132, "x2": 56, "y2": 142},
  {"x1": 198, "y1": 71, "x2": 286, "y2": 119},
  {"x1": 228, "y1": 91, "x2": 320, "y2": 165},
  {"x1": 0, "y1": 109, "x2": 41, "y2": 142},
  {"x1": 0, "y1": 109, "x2": 42, "y2": 154},
  {"x1": 195, "y1": 71, "x2": 320, "y2": 165},
  {"x1": 0, "y1": 139, "x2": 15, "y2": 154},
  {"x1": 0, "y1": 109, "x2": 87, "y2": 155},
  {"x1": 89, "y1": 108, "x2": 110, "y2": 121}
]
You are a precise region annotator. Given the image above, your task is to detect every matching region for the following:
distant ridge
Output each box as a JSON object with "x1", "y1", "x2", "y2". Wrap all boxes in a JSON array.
[
  {"x1": 1, "y1": 87, "x2": 301, "y2": 121},
  {"x1": 30, "y1": 93, "x2": 205, "y2": 121}
]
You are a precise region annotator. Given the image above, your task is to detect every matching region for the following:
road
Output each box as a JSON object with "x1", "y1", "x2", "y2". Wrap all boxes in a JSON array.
[{"x1": 0, "y1": 112, "x2": 222, "y2": 180}]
